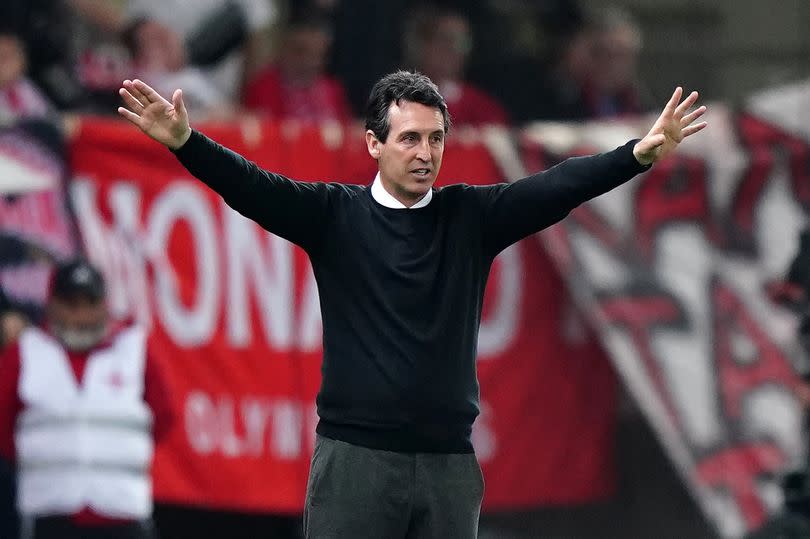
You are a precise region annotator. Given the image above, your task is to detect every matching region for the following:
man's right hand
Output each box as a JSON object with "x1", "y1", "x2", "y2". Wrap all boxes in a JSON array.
[{"x1": 117, "y1": 79, "x2": 192, "y2": 150}]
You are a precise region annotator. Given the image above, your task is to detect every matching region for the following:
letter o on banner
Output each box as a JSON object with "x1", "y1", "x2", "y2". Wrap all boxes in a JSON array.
[{"x1": 148, "y1": 183, "x2": 220, "y2": 347}]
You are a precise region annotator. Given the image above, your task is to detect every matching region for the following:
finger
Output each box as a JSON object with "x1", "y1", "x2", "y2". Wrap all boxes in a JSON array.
[
  {"x1": 119, "y1": 88, "x2": 144, "y2": 112},
  {"x1": 674, "y1": 91, "x2": 699, "y2": 118},
  {"x1": 123, "y1": 79, "x2": 150, "y2": 108},
  {"x1": 682, "y1": 121, "x2": 708, "y2": 138},
  {"x1": 663, "y1": 87, "x2": 683, "y2": 116},
  {"x1": 680, "y1": 105, "x2": 707, "y2": 128},
  {"x1": 117, "y1": 106, "x2": 143, "y2": 127},
  {"x1": 133, "y1": 79, "x2": 169, "y2": 105}
]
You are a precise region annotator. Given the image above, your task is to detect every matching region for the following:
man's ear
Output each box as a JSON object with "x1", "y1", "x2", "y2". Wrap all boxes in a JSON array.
[{"x1": 366, "y1": 130, "x2": 381, "y2": 159}]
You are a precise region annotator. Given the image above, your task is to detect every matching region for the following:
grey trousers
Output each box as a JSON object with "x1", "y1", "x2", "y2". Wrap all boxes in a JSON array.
[{"x1": 304, "y1": 435, "x2": 484, "y2": 539}]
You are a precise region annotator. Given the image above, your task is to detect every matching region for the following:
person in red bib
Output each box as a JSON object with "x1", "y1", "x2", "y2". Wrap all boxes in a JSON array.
[{"x1": 0, "y1": 259, "x2": 174, "y2": 539}]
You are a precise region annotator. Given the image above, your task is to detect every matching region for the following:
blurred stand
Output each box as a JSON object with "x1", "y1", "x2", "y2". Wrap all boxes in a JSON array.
[
  {"x1": 479, "y1": 394, "x2": 718, "y2": 539},
  {"x1": 750, "y1": 228, "x2": 810, "y2": 539}
]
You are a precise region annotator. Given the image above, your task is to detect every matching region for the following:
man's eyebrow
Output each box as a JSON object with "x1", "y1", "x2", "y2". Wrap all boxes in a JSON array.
[{"x1": 396, "y1": 129, "x2": 444, "y2": 138}]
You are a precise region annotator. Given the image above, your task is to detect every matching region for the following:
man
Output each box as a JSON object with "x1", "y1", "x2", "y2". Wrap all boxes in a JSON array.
[
  {"x1": 117, "y1": 71, "x2": 707, "y2": 538},
  {"x1": 242, "y1": 14, "x2": 352, "y2": 124},
  {"x1": 402, "y1": 5, "x2": 509, "y2": 126},
  {"x1": 0, "y1": 32, "x2": 52, "y2": 122},
  {"x1": 584, "y1": 6, "x2": 650, "y2": 118},
  {"x1": 122, "y1": 0, "x2": 278, "y2": 105},
  {"x1": 0, "y1": 258, "x2": 174, "y2": 539}
]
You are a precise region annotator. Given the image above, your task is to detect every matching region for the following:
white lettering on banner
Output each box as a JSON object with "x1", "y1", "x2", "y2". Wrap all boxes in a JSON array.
[
  {"x1": 107, "y1": 183, "x2": 152, "y2": 326},
  {"x1": 185, "y1": 390, "x2": 316, "y2": 459},
  {"x1": 224, "y1": 206, "x2": 294, "y2": 349},
  {"x1": 477, "y1": 244, "x2": 522, "y2": 359},
  {"x1": 148, "y1": 183, "x2": 220, "y2": 346},
  {"x1": 70, "y1": 179, "x2": 152, "y2": 327}
]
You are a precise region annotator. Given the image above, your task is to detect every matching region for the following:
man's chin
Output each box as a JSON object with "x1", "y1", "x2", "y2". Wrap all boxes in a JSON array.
[{"x1": 409, "y1": 177, "x2": 434, "y2": 190}]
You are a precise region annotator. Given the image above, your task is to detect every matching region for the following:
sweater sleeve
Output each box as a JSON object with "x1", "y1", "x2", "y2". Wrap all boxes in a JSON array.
[
  {"x1": 172, "y1": 130, "x2": 333, "y2": 252},
  {"x1": 479, "y1": 139, "x2": 650, "y2": 255}
]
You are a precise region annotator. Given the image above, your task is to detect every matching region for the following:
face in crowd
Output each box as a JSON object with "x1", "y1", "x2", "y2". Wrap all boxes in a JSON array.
[
  {"x1": 415, "y1": 13, "x2": 471, "y2": 84},
  {"x1": 48, "y1": 262, "x2": 110, "y2": 351},
  {"x1": 0, "y1": 34, "x2": 26, "y2": 89},
  {"x1": 279, "y1": 24, "x2": 333, "y2": 87}
]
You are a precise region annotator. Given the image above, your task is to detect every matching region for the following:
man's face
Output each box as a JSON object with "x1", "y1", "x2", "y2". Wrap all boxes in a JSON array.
[
  {"x1": 48, "y1": 296, "x2": 109, "y2": 351},
  {"x1": 280, "y1": 28, "x2": 330, "y2": 86},
  {"x1": 592, "y1": 25, "x2": 640, "y2": 93},
  {"x1": 366, "y1": 100, "x2": 445, "y2": 206},
  {"x1": 0, "y1": 35, "x2": 26, "y2": 89},
  {"x1": 418, "y1": 15, "x2": 470, "y2": 82}
]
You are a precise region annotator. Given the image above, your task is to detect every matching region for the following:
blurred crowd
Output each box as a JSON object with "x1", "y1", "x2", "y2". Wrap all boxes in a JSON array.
[{"x1": 0, "y1": 0, "x2": 654, "y2": 128}]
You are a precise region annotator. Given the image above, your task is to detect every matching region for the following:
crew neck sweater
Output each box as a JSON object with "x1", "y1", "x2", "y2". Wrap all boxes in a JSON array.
[{"x1": 173, "y1": 130, "x2": 649, "y2": 453}]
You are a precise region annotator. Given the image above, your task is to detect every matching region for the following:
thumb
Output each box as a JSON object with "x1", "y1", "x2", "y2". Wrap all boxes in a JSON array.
[
  {"x1": 172, "y1": 89, "x2": 187, "y2": 120},
  {"x1": 646, "y1": 133, "x2": 666, "y2": 149}
]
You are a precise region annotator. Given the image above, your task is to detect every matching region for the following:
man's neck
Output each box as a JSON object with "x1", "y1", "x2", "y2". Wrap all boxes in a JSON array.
[{"x1": 371, "y1": 173, "x2": 432, "y2": 209}]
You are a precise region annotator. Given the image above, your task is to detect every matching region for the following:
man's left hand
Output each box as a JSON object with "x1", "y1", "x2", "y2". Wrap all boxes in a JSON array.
[{"x1": 633, "y1": 87, "x2": 707, "y2": 166}]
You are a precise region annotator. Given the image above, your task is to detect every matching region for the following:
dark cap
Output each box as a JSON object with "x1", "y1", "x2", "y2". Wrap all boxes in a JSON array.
[{"x1": 49, "y1": 259, "x2": 106, "y2": 302}]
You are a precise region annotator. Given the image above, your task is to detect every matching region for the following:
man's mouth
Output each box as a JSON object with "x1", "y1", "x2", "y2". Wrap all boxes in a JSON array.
[{"x1": 411, "y1": 168, "x2": 431, "y2": 177}]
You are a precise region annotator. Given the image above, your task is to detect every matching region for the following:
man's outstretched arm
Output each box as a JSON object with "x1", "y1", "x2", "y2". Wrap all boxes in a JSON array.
[
  {"x1": 481, "y1": 87, "x2": 708, "y2": 255},
  {"x1": 117, "y1": 79, "x2": 332, "y2": 251}
]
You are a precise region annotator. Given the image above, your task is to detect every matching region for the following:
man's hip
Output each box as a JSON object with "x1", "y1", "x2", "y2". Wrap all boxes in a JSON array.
[{"x1": 304, "y1": 434, "x2": 484, "y2": 539}]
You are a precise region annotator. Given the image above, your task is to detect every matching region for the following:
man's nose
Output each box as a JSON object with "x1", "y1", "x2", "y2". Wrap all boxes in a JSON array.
[{"x1": 416, "y1": 139, "x2": 431, "y2": 161}]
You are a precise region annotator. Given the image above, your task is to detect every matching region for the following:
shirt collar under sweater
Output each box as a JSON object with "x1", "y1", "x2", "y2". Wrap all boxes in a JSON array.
[{"x1": 371, "y1": 173, "x2": 433, "y2": 209}]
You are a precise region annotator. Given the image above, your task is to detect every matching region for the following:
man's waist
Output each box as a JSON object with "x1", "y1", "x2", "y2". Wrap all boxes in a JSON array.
[{"x1": 316, "y1": 418, "x2": 474, "y2": 453}]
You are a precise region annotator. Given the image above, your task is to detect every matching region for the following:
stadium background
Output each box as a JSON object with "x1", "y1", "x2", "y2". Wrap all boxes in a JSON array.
[{"x1": 1, "y1": 1, "x2": 809, "y2": 538}]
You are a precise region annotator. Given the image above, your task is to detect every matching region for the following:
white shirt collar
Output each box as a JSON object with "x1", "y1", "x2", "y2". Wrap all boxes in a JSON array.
[{"x1": 371, "y1": 173, "x2": 433, "y2": 209}]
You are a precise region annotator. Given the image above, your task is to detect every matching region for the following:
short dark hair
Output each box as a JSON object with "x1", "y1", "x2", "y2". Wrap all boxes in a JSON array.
[{"x1": 364, "y1": 70, "x2": 451, "y2": 143}]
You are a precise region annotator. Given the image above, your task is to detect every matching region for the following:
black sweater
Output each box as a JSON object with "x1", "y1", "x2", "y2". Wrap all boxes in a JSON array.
[{"x1": 173, "y1": 130, "x2": 649, "y2": 453}]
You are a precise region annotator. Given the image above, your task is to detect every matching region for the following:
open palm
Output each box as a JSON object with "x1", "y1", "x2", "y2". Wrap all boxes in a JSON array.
[
  {"x1": 117, "y1": 79, "x2": 191, "y2": 150},
  {"x1": 633, "y1": 87, "x2": 707, "y2": 165}
]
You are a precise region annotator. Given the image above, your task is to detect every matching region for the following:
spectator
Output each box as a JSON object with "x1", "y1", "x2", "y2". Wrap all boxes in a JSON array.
[
  {"x1": 533, "y1": 5, "x2": 651, "y2": 121},
  {"x1": 0, "y1": 258, "x2": 175, "y2": 539},
  {"x1": 68, "y1": 0, "x2": 138, "y2": 114},
  {"x1": 0, "y1": 33, "x2": 53, "y2": 123},
  {"x1": 2, "y1": 0, "x2": 85, "y2": 110},
  {"x1": 124, "y1": 17, "x2": 230, "y2": 115},
  {"x1": 402, "y1": 4, "x2": 509, "y2": 127},
  {"x1": 121, "y1": 0, "x2": 278, "y2": 113},
  {"x1": 584, "y1": 6, "x2": 650, "y2": 118},
  {"x1": 328, "y1": 0, "x2": 408, "y2": 115},
  {"x1": 243, "y1": 15, "x2": 352, "y2": 124}
]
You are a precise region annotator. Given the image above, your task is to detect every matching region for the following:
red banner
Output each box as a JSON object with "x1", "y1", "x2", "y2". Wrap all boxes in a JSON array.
[{"x1": 68, "y1": 118, "x2": 617, "y2": 512}]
